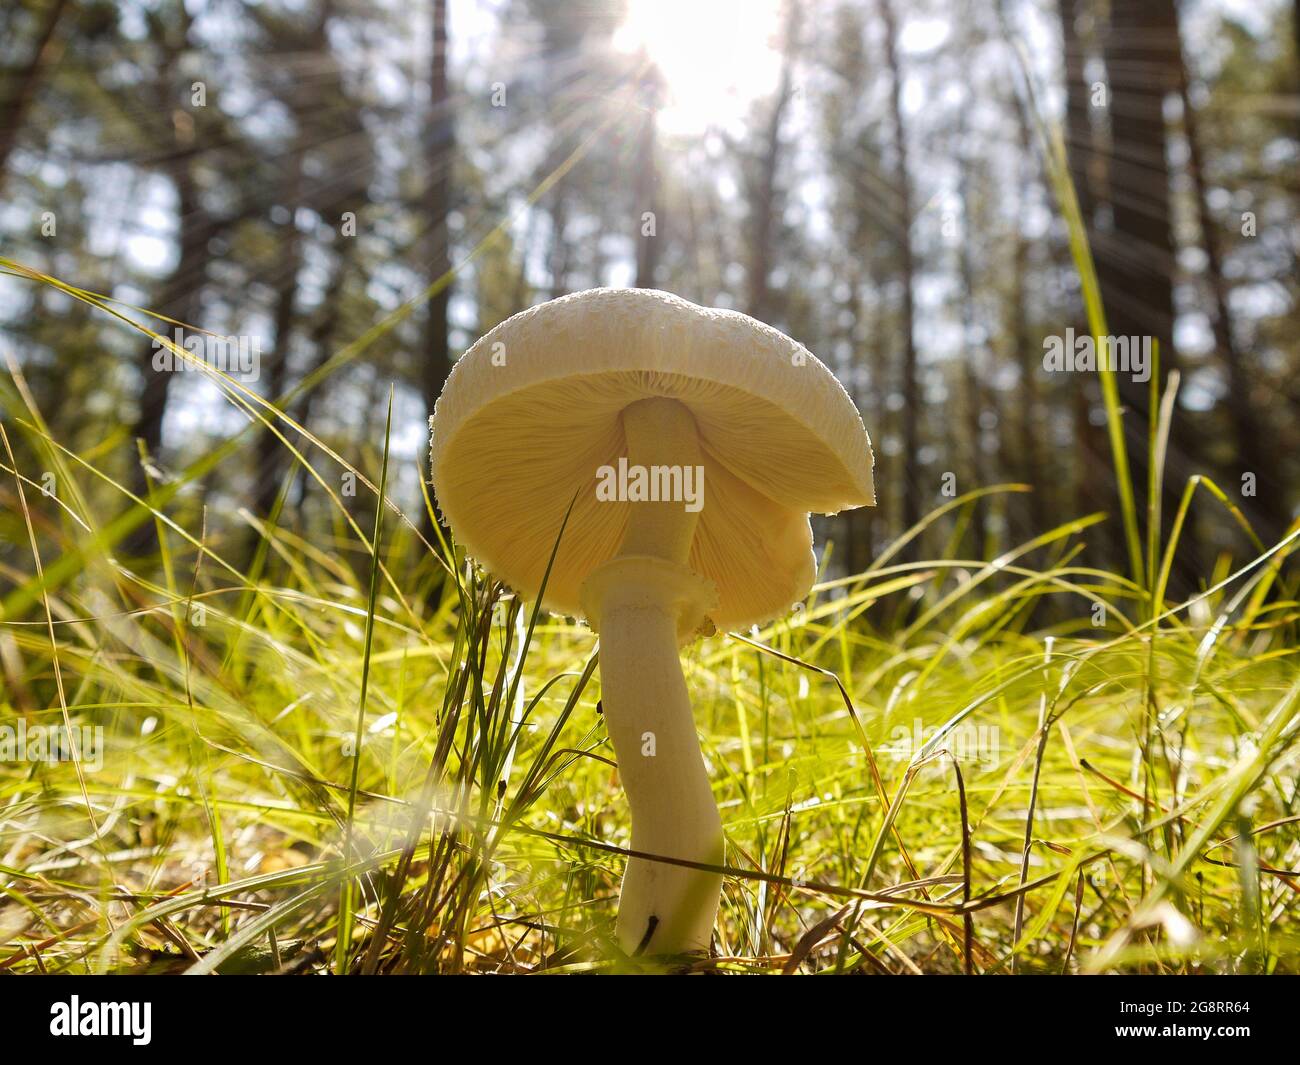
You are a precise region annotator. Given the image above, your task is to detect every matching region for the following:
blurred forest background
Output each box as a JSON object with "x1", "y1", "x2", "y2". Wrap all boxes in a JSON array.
[{"x1": 2, "y1": 0, "x2": 1297, "y2": 592}]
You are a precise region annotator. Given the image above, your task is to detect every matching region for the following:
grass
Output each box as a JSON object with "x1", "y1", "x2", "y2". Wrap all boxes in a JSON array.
[
  {"x1": 1, "y1": 51, "x2": 1298, "y2": 972},
  {"x1": 1, "y1": 372, "x2": 1296, "y2": 972}
]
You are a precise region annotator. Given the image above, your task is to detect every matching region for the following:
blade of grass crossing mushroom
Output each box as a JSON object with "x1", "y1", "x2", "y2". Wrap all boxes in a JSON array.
[
  {"x1": 361, "y1": 609, "x2": 479, "y2": 975},
  {"x1": 456, "y1": 497, "x2": 583, "y2": 966},
  {"x1": 335, "y1": 386, "x2": 395, "y2": 976},
  {"x1": 364, "y1": 492, "x2": 580, "y2": 972},
  {"x1": 460, "y1": 492, "x2": 578, "y2": 818},
  {"x1": 492, "y1": 490, "x2": 581, "y2": 801}
]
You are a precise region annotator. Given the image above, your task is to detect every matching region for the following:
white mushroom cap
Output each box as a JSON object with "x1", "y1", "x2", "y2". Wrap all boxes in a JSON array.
[{"x1": 429, "y1": 288, "x2": 874, "y2": 631}]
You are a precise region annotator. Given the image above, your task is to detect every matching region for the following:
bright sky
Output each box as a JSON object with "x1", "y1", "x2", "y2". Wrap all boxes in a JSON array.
[
  {"x1": 611, "y1": 0, "x2": 960, "y2": 135},
  {"x1": 612, "y1": 0, "x2": 787, "y2": 135}
]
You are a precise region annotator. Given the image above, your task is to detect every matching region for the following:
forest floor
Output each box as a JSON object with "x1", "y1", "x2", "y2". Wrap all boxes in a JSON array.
[{"x1": 1, "y1": 443, "x2": 1296, "y2": 973}]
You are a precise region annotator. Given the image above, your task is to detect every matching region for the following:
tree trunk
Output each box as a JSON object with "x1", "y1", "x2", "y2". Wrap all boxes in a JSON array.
[
  {"x1": 843, "y1": 268, "x2": 874, "y2": 574},
  {"x1": 1176, "y1": 26, "x2": 1286, "y2": 547},
  {"x1": 1004, "y1": 76, "x2": 1050, "y2": 539},
  {"x1": 956, "y1": 149, "x2": 989, "y2": 556},
  {"x1": 880, "y1": 0, "x2": 922, "y2": 532},
  {"x1": 0, "y1": 0, "x2": 69, "y2": 194},
  {"x1": 421, "y1": 0, "x2": 454, "y2": 543},
  {"x1": 745, "y1": 0, "x2": 799, "y2": 323},
  {"x1": 633, "y1": 61, "x2": 662, "y2": 289},
  {"x1": 283, "y1": 239, "x2": 359, "y2": 517},
  {"x1": 254, "y1": 143, "x2": 306, "y2": 518},
  {"x1": 1095, "y1": 0, "x2": 1199, "y2": 582},
  {"x1": 130, "y1": 155, "x2": 206, "y2": 491},
  {"x1": 123, "y1": 6, "x2": 217, "y2": 558},
  {"x1": 128, "y1": 62, "x2": 208, "y2": 503},
  {"x1": 1056, "y1": 0, "x2": 1110, "y2": 533}
]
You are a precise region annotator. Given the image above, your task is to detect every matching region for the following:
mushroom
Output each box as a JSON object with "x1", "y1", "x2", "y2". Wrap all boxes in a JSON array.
[{"x1": 429, "y1": 288, "x2": 874, "y2": 957}]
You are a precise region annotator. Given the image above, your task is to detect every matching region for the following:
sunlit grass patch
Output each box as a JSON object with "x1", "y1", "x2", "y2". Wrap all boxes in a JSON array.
[{"x1": 1, "y1": 428, "x2": 1295, "y2": 972}]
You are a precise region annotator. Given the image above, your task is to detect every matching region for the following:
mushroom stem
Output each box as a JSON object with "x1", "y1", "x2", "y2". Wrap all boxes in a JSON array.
[
  {"x1": 615, "y1": 397, "x2": 702, "y2": 563},
  {"x1": 592, "y1": 563, "x2": 722, "y2": 955},
  {"x1": 582, "y1": 397, "x2": 723, "y2": 956}
]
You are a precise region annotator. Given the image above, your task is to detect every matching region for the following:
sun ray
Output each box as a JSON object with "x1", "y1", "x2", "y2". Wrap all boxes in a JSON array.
[{"x1": 613, "y1": 0, "x2": 786, "y2": 135}]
